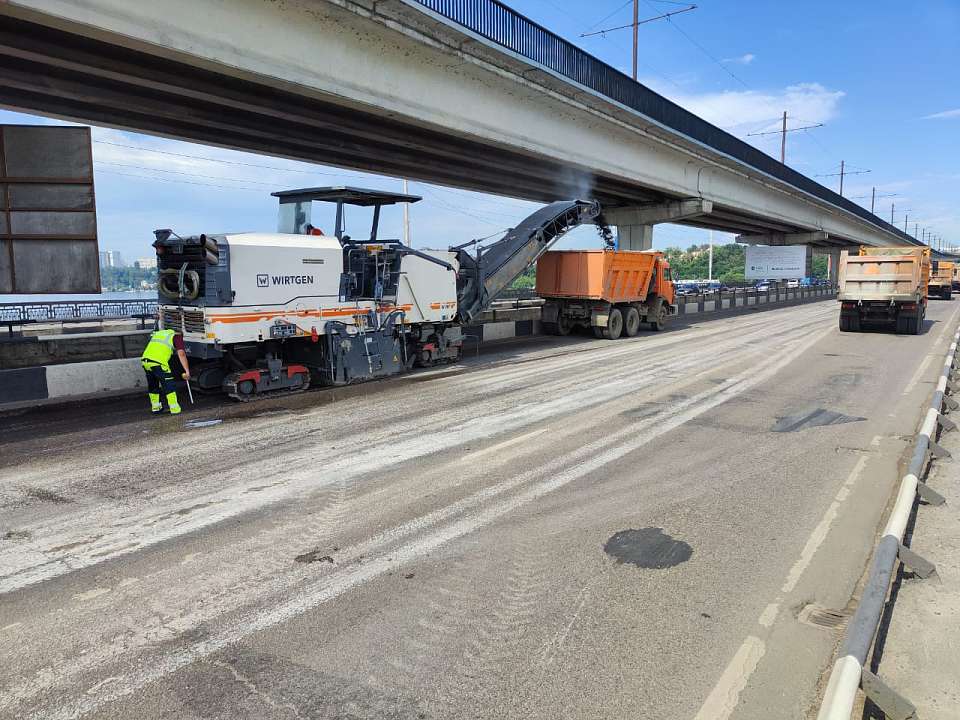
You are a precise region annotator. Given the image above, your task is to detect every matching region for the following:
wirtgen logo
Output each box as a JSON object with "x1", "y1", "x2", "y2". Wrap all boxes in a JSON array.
[{"x1": 256, "y1": 274, "x2": 269, "y2": 287}]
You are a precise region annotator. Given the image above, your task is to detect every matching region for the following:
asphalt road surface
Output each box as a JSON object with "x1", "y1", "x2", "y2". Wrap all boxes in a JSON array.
[{"x1": 1, "y1": 298, "x2": 957, "y2": 720}]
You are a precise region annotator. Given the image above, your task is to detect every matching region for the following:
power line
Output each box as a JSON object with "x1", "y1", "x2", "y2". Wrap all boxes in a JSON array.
[
  {"x1": 582, "y1": 0, "x2": 633, "y2": 34},
  {"x1": 96, "y1": 169, "x2": 267, "y2": 192},
  {"x1": 94, "y1": 140, "x2": 358, "y2": 177},
  {"x1": 96, "y1": 160, "x2": 277, "y2": 186},
  {"x1": 580, "y1": 4, "x2": 697, "y2": 38}
]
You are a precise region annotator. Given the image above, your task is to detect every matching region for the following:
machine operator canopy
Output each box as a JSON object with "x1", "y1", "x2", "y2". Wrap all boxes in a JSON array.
[{"x1": 270, "y1": 186, "x2": 422, "y2": 240}]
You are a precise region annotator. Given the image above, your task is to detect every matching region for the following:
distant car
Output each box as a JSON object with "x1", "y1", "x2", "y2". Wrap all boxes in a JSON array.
[
  {"x1": 786, "y1": 279, "x2": 800, "y2": 289},
  {"x1": 755, "y1": 281, "x2": 772, "y2": 292}
]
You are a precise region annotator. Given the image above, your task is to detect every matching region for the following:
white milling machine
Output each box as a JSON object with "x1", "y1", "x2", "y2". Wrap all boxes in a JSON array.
[{"x1": 154, "y1": 187, "x2": 607, "y2": 400}]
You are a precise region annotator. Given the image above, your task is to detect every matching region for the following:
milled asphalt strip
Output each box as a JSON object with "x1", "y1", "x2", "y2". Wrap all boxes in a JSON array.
[
  {"x1": 0, "y1": 311, "x2": 832, "y2": 595},
  {"x1": 0, "y1": 318, "x2": 834, "y2": 711},
  {"x1": 30, "y1": 323, "x2": 835, "y2": 720},
  {"x1": 693, "y1": 453, "x2": 872, "y2": 720}
]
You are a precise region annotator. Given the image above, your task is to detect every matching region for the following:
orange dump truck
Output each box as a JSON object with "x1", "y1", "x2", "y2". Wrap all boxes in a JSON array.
[
  {"x1": 838, "y1": 246, "x2": 929, "y2": 334},
  {"x1": 928, "y1": 259, "x2": 954, "y2": 300},
  {"x1": 536, "y1": 249, "x2": 676, "y2": 338}
]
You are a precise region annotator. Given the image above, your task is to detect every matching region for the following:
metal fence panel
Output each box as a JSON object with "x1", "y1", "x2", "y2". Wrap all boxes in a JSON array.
[{"x1": 1, "y1": 125, "x2": 100, "y2": 294}]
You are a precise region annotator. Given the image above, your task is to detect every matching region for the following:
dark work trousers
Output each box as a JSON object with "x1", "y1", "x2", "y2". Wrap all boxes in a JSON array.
[{"x1": 142, "y1": 361, "x2": 176, "y2": 395}]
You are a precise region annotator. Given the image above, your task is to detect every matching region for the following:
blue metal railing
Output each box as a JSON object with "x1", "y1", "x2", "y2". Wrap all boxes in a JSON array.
[
  {"x1": 411, "y1": 0, "x2": 918, "y2": 246},
  {"x1": 0, "y1": 299, "x2": 158, "y2": 324}
]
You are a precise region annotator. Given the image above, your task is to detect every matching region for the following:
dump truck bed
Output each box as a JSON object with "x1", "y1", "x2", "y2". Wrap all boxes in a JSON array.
[
  {"x1": 536, "y1": 250, "x2": 658, "y2": 303},
  {"x1": 837, "y1": 248, "x2": 929, "y2": 302}
]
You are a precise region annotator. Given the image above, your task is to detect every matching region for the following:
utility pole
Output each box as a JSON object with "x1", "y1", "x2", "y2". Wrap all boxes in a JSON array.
[
  {"x1": 904, "y1": 214, "x2": 908, "y2": 233},
  {"x1": 581, "y1": 4, "x2": 697, "y2": 79},
  {"x1": 890, "y1": 202, "x2": 895, "y2": 224},
  {"x1": 747, "y1": 113, "x2": 823, "y2": 165},
  {"x1": 780, "y1": 111, "x2": 787, "y2": 164},
  {"x1": 871, "y1": 187, "x2": 876, "y2": 214},
  {"x1": 401, "y1": 179, "x2": 411, "y2": 245},
  {"x1": 915, "y1": 223, "x2": 918, "y2": 238},
  {"x1": 814, "y1": 163, "x2": 868, "y2": 196}
]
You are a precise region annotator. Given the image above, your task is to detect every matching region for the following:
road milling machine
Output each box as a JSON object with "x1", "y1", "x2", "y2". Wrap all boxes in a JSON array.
[{"x1": 154, "y1": 187, "x2": 608, "y2": 400}]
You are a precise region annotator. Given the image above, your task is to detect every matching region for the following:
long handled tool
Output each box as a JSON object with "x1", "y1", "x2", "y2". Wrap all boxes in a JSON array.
[{"x1": 177, "y1": 262, "x2": 195, "y2": 406}]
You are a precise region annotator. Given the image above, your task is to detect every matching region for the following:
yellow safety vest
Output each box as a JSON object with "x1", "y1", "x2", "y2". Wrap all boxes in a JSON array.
[{"x1": 141, "y1": 329, "x2": 177, "y2": 368}]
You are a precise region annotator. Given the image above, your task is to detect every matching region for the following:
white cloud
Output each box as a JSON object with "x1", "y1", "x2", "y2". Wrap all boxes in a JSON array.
[
  {"x1": 922, "y1": 108, "x2": 960, "y2": 120},
  {"x1": 722, "y1": 53, "x2": 755, "y2": 66},
  {"x1": 647, "y1": 82, "x2": 845, "y2": 133}
]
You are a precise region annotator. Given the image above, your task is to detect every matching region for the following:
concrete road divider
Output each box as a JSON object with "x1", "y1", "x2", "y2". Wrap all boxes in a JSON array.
[
  {"x1": 816, "y1": 324, "x2": 959, "y2": 720},
  {"x1": 0, "y1": 358, "x2": 145, "y2": 410}
]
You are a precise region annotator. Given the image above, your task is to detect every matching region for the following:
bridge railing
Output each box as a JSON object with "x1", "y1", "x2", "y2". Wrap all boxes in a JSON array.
[
  {"x1": 410, "y1": 0, "x2": 917, "y2": 246},
  {"x1": 0, "y1": 299, "x2": 158, "y2": 324}
]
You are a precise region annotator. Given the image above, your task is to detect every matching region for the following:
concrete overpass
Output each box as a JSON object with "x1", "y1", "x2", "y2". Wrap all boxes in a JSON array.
[{"x1": 0, "y1": 0, "x2": 937, "y2": 256}]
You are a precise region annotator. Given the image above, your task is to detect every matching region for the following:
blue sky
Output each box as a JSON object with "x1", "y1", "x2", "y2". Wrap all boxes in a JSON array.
[{"x1": 2, "y1": 0, "x2": 958, "y2": 262}]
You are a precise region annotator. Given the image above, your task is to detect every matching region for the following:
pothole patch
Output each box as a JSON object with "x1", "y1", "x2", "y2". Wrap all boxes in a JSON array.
[
  {"x1": 603, "y1": 528, "x2": 692, "y2": 569},
  {"x1": 772, "y1": 408, "x2": 866, "y2": 433}
]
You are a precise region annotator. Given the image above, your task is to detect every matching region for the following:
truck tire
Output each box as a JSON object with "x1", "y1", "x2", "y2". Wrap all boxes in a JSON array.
[
  {"x1": 649, "y1": 300, "x2": 668, "y2": 331},
  {"x1": 946, "y1": 290, "x2": 953, "y2": 301},
  {"x1": 913, "y1": 312, "x2": 923, "y2": 335},
  {"x1": 603, "y1": 308, "x2": 624, "y2": 340},
  {"x1": 623, "y1": 306, "x2": 641, "y2": 337},
  {"x1": 839, "y1": 315, "x2": 849, "y2": 332}
]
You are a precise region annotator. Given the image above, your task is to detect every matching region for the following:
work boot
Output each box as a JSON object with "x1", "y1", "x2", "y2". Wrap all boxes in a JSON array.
[
  {"x1": 149, "y1": 392, "x2": 162, "y2": 414},
  {"x1": 166, "y1": 392, "x2": 182, "y2": 415}
]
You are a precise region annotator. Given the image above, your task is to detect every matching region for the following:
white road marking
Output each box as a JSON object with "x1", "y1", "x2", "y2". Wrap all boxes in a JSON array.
[
  {"x1": 902, "y1": 354, "x2": 934, "y2": 395},
  {"x1": 781, "y1": 454, "x2": 868, "y2": 594},
  {"x1": 72, "y1": 587, "x2": 110, "y2": 602},
  {"x1": 1, "y1": 622, "x2": 22, "y2": 633},
  {"x1": 693, "y1": 636, "x2": 766, "y2": 720},
  {"x1": 757, "y1": 602, "x2": 779, "y2": 628},
  {"x1": 117, "y1": 578, "x2": 140, "y2": 588},
  {"x1": 695, "y1": 451, "x2": 870, "y2": 719},
  {"x1": 38, "y1": 322, "x2": 835, "y2": 720}
]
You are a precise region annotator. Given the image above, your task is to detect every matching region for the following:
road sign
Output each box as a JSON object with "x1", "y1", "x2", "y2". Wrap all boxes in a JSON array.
[{"x1": 745, "y1": 245, "x2": 807, "y2": 280}]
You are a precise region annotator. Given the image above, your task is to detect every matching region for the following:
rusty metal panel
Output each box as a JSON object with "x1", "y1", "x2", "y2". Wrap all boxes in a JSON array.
[
  {"x1": 0, "y1": 241, "x2": 12, "y2": 293},
  {"x1": 0, "y1": 125, "x2": 100, "y2": 294},
  {"x1": 8, "y1": 183, "x2": 94, "y2": 210},
  {"x1": 10, "y1": 239, "x2": 100, "y2": 293}
]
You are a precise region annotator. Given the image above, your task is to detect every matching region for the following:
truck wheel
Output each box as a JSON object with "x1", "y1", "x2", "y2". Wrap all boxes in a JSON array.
[
  {"x1": 623, "y1": 307, "x2": 640, "y2": 337},
  {"x1": 603, "y1": 308, "x2": 624, "y2": 340},
  {"x1": 913, "y1": 312, "x2": 923, "y2": 335},
  {"x1": 946, "y1": 290, "x2": 953, "y2": 301},
  {"x1": 839, "y1": 315, "x2": 849, "y2": 332}
]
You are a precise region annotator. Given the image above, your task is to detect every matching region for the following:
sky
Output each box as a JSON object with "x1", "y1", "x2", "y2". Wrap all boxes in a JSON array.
[{"x1": 2, "y1": 0, "x2": 958, "y2": 263}]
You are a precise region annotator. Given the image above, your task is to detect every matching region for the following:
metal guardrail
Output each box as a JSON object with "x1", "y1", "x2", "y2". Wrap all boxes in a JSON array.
[
  {"x1": 410, "y1": 0, "x2": 918, "y2": 246},
  {"x1": 0, "y1": 299, "x2": 158, "y2": 323},
  {"x1": 816, "y1": 324, "x2": 958, "y2": 720}
]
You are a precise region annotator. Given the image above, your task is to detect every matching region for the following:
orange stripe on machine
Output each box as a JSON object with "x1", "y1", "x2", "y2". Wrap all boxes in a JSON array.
[{"x1": 208, "y1": 305, "x2": 413, "y2": 324}]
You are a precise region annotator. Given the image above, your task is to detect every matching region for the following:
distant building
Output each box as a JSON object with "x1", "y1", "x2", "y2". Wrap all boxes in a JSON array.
[
  {"x1": 99, "y1": 250, "x2": 124, "y2": 268},
  {"x1": 99, "y1": 251, "x2": 110, "y2": 268},
  {"x1": 135, "y1": 257, "x2": 157, "y2": 269}
]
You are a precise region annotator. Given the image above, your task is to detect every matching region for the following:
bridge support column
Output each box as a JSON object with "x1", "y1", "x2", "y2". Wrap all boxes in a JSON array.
[
  {"x1": 617, "y1": 224, "x2": 653, "y2": 250},
  {"x1": 605, "y1": 198, "x2": 712, "y2": 252}
]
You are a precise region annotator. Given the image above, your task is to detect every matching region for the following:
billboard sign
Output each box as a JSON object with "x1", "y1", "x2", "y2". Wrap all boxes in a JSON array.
[
  {"x1": 745, "y1": 244, "x2": 807, "y2": 280},
  {"x1": 0, "y1": 125, "x2": 100, "y2": 294}
]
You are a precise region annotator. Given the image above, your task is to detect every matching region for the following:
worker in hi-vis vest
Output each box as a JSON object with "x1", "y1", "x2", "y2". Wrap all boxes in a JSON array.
[{"x1": 140, "y1": 328, "x2": 191, "y2": 415}]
